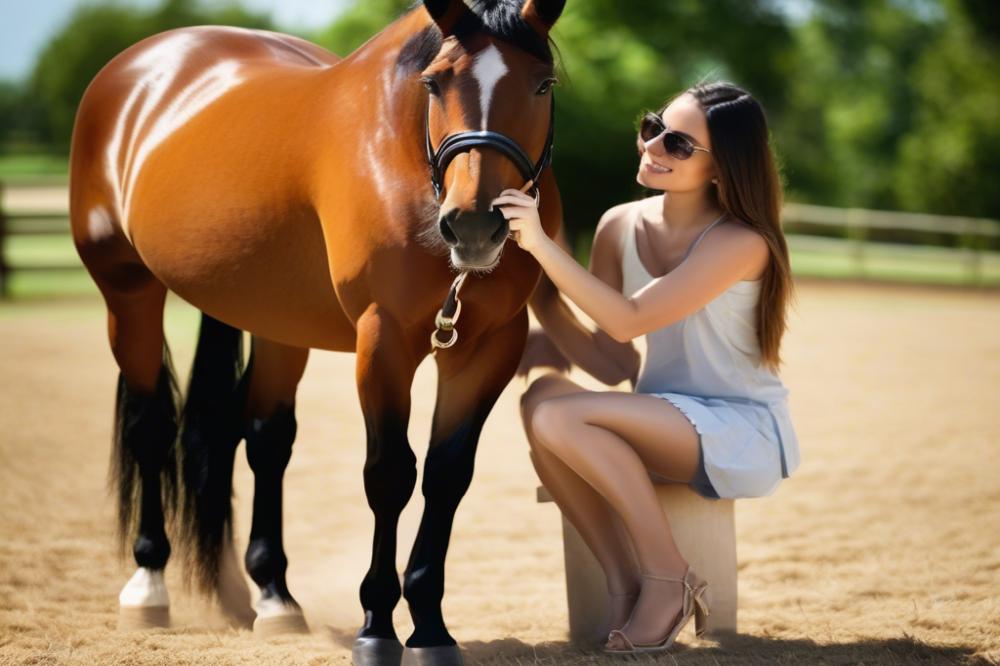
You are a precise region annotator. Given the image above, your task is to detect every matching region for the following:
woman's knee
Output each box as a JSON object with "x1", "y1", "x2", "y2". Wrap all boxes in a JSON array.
[
  {"x1": 518, "y1": 372, "x2": 576, "y2": 428},
  {"x1": 530, "y1": 397, "x2": 576, "y2": 454}
]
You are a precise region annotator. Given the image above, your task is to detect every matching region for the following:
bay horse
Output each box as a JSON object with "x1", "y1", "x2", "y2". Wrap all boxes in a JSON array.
[{"x1": 68, "y1": 0, "x2": 566, "y2": 663}]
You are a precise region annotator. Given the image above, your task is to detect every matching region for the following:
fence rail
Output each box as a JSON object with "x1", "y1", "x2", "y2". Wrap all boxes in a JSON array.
[
  {"x1": 782, "y1": 202, "x2": 1000, "y2": 285},
  {"x1": 2, "y1": 181, "x2": 999, "y2": 297}
]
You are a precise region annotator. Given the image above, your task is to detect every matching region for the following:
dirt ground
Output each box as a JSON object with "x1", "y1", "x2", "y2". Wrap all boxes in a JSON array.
[{"x1": 1, "y1": 278, "x2": 998, "y2": 665}]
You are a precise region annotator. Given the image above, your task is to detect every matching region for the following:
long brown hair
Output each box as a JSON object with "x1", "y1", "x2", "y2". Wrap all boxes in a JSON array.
[{"x1": 661, "y1": 81, "x2": 795, "y2": 372}]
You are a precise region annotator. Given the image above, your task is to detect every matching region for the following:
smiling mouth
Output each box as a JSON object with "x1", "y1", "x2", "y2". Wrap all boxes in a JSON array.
[{"x1": 644, "y1": 161, "x2": 672, "y2": 174}]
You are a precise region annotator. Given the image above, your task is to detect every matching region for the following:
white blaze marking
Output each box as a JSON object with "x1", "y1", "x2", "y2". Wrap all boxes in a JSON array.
[{"x1": 471, "y1": 44, "x2": 508, "y2": 130}]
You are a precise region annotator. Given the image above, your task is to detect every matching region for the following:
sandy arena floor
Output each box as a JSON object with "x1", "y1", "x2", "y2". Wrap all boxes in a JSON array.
[{"x1": 1, "y1": 278, "x2": 998, "y2": 664}]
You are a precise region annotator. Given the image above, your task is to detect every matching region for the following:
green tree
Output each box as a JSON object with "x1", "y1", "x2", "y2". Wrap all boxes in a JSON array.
[
  {"x1": 29, "y1": 0, "x2": 273, "y2": 150},
  {"x1": 895, "y1": 0, "x2": 1000, "y2": 217}
]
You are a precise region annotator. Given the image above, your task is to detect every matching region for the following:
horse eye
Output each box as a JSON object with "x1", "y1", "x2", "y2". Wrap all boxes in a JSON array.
[
  {"x1": 421, "y1": 77, "x2": 441, "y2": 96},
  {"x1": 536, "y1": 78, "x2": 556, "y2": 95}
]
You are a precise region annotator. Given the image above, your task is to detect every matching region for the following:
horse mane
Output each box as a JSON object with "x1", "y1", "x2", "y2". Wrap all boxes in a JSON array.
[{"x1": 397, "y1": 0, "x2": 559, "y2": 75}]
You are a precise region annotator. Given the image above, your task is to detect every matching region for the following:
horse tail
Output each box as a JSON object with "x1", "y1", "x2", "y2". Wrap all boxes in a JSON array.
[
  {"x1": 109, "y1": 343, "x2": 183, "y2": 562},
  {"x1": 177, "y1": 312, "x2": 253, "y2": 595}
]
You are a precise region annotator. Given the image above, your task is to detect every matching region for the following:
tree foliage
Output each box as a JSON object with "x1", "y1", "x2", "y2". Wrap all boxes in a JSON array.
[
  {"x1": 3, "y1": 0, "x2": 997, "y2": 224},
  {"x1": 26, "y1": 0, "x2": 272, "y2": 148}
]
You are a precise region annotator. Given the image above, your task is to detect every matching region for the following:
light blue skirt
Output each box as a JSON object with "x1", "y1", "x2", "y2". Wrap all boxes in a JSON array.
[{"x1": 644, "y1": 392, "x2": 795, "y2": 500}]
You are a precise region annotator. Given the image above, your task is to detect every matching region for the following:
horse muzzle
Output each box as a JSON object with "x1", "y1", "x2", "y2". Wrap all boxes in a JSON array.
[{"x1": 438, "y1": 208, "x2": 509, "y2": 269}]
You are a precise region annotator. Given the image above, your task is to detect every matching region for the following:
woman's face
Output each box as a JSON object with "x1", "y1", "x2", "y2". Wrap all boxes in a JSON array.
[{"x1": 635, "y1": 93, "x2": 717, "y2": 193}]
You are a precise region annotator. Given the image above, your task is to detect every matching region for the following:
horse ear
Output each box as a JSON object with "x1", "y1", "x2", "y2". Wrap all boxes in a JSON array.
[
  {"x1": 423, "y1": 0, "x2": 472, "y2": 37},
  {"x1": 520, "y1": 0, "x2": 566, "y2": 37}
]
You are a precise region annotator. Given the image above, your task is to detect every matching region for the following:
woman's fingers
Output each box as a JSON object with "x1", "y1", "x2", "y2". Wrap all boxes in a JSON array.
[
  {"x1": 495, "y1": 205, "x2": 530, "y2": 218},
  {"x1": 492, "y1": 191, "x2": 535, "y2": 207}
]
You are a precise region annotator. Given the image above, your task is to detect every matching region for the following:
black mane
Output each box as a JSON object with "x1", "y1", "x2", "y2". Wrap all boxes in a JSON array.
[{"x1": 396, "y1": 0, "x2": 557, "y2": 75}]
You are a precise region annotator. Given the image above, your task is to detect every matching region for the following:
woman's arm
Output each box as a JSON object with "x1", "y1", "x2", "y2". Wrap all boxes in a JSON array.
[
  {"x1": 494, "y1": 189, "x2": 767, "y2": 347},
  {"x1": 530, "y1": 219, "x2": 769, "y2": 343},
  {"x1": 526, "y1": 209, "x2": 640, "y2": 387},
  {"x1": 530, "y1": 276, "x2": 639, "y2": 387}
]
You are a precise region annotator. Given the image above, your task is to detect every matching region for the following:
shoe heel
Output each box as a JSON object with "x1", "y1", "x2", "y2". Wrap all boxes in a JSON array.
[{"x1": 693, "y1": 583, "x2": 711, "y2": 638}]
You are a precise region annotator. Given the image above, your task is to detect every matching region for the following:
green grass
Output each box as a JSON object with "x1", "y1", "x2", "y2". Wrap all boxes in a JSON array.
[
  {"x1": 3, "y1": 230, "x2": 999, "y2": 302},
  {"x1": 0, "y1": 153, "x2": 69, "y2": 184},
  {"x1": 786, "y1": 235, "x2": 1000, "y2": 286}
]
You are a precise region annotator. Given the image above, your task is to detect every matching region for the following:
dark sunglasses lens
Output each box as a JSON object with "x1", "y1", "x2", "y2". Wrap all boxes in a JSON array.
[
  {"x1": 639, "y1": 115, "x2": 664, "y2": 143},
  {"x1": 664, "y1": 132, "x2": 695, "y2": 160}
]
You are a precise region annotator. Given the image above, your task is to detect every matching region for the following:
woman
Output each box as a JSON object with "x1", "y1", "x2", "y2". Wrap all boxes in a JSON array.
[{"x1": 491, "y1": 80, "x2": 801, "y2": 654}]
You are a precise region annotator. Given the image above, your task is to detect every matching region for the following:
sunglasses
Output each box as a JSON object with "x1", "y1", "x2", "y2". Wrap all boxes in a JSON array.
[{"x1": 638, "y1": 112, "x2": 712, "y2": 160}]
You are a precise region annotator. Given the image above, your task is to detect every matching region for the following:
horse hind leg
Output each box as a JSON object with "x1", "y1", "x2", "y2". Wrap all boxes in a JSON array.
[
  {"x1": 239, "y1": 336, "x2": 310, "y2": 636},
  {"x1": 76, "y1": 233, "x2": 181, "y2": 630}
]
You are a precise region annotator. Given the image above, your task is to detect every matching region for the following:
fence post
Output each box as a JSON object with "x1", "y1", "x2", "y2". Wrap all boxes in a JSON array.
[
  {"x1": 846, "y1": 207, "x2": 867, "y2": 277},
  {"x1": 967, "y1": 220, "x2": 983, "y2": 286},
  {"x1": 0, "y1": 180, "x2": 7, "y2": 299}
]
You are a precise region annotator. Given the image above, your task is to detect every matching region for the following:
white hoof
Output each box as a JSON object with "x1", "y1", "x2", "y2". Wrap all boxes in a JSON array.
[
  {"x1": 252, "y1": 597, "x2": 308, "y2": 637},
  {"x1": 118, "y1": 568, "x2": 170, "y2": 630}
]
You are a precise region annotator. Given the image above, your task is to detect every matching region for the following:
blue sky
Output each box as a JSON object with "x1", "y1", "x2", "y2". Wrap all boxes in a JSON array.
[
  {"x1": 0, "y1": 0, "x2": 354, "y2": 82},
  {"x1": 0, "y1": 0, "x2": 817, "y2": 84}
]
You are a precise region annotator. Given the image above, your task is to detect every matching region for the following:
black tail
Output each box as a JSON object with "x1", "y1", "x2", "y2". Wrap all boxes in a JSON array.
[
  {"x1": 177, "y1": 313, "x2": 253, "y2": 594},
  {"x1": 109, "y1": 344, "x2": 182, "y2": 562}
]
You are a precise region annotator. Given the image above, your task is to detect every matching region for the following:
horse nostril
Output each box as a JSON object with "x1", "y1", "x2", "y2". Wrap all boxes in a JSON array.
[
  {"x1": 438, "y1": 209, "x2": 459, "y2": 246},
  {"x1": 489, "y1": 211, "x2": 508, "y2": 244}
]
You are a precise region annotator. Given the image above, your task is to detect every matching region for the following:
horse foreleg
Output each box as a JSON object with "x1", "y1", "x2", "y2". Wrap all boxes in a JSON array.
[
  {"x1": 402, "y1": 307, "x2": 528, "y2": 662},
  {"x1": 352, "y1": 305, "x2": 421, "y2": 666},
  {"x1": 241, "y1": 337, "x2": 310, "y2": 636}
]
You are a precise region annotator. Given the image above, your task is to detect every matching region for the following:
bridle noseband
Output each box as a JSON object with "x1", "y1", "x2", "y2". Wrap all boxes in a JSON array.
[{"x1": 427, "y1": 90, "x2": 556, "y2": 354}]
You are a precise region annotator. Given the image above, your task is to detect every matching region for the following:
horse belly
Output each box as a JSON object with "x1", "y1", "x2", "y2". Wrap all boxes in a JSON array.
[{"x1": 133, "y1": 203, "x2": 356, "y2": 352}]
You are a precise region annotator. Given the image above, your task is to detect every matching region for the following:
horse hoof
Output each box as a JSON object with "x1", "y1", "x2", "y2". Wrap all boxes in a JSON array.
[
  {"x1": 352, "y1": 635, "x2": 404, "y2": 666},
  {"x1": 118, "y1": 567, "x2": 170, "y2": 630},
  {"x1": 253, "y1": 606, "x2": 309, "y2": 638},
  {"x1": 118, "y1": 605, "x2": 170, "y2": 630},
  {"x1": 402, "y1": 644, "x2": 464, "y2": 666}
]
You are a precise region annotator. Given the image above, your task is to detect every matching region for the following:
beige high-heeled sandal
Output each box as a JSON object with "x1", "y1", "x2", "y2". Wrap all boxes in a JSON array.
[{"x1": 604, "y1": 565, "x2": 710, "y2": 654}]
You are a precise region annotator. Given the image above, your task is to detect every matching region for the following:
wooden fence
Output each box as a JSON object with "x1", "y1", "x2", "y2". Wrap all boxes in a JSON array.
[
  {"x1": 2, "y1": 180, "x2": 999, "y2": 298},
  {"x1": 0, "y1": 180, "x2": 78, "y2": 297},
  {"x1": 782, "y1": 202, "x2": 1000, "y2": 284}
]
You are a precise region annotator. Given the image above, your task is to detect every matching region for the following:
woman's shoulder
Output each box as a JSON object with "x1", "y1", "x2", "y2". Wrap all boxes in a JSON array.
[
  {"x1": 595, "y1": 196, "x2": 657, "y2": 241},
  {"x1": 700, "y1": 216, "x2": 770, "y2": 280},
  {"x1": 592, "y1": 199, "x2": 643, "y2": 266}
]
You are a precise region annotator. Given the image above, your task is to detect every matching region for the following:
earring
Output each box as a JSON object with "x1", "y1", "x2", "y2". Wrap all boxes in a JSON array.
[{"x1": 711, "y1": 178, "x2": 718, "y2": 184}]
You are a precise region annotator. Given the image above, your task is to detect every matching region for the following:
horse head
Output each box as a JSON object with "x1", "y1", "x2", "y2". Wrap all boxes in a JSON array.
[{"x1": 420, "y1": 0, "x2": 565, "y2": 271}]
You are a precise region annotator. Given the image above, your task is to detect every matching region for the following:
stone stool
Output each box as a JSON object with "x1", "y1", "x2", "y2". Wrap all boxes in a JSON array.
[{"x1": 536, "y1": 483, "x2": 737, "y2": 644}]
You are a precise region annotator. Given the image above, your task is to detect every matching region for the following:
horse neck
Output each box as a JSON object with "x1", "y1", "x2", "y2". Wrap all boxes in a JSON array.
[{"x1": 313, "y1": 7, "x2": 437, "y2": 198}]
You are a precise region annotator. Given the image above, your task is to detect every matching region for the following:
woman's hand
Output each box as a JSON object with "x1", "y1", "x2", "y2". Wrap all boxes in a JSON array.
[{"x1": 491, "y1": 188, "x2": 547, "y2": 255}]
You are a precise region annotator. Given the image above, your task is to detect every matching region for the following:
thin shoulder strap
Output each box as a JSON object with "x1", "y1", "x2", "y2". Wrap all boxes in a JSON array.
[{"x1": 682, "y1": 212, "x2": 728, "y2": 261}]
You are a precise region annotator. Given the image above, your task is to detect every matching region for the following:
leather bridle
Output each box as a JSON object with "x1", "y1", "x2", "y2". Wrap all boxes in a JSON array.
[
  {"x1": 424, "y1": 92, "x2": 555, "y2": 203},
  {"x1": 426, "y1": 92, "x2": 556, "y2": 353}
]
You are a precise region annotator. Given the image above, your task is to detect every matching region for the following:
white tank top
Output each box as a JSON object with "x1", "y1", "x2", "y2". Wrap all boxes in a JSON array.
[{"x1": 619, "y1": 200, "x2": 800, "y2": 477}]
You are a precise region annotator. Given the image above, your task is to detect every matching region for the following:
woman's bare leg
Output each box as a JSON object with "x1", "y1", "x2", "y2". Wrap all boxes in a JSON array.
[
  {"x1": 530, "y1": 390, "x2": 703, "y2": 647},
  {"x1": 520, "y1": 374, "x2": 640, "y2": 628}
]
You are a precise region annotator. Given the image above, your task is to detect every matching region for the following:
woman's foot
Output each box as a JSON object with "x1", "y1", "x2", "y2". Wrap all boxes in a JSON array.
[
  {"x1": 607, "y1": 589, "x2": 639, "y2": 631},
  {"x1": 605, "y1": 568, "x2": 687, "y2": 650}
]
